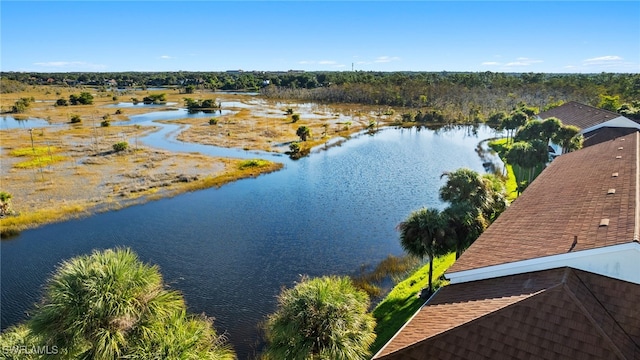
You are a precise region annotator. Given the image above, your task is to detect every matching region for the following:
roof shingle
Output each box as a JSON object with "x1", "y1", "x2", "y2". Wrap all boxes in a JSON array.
[
  {"x1": 538, "y1": 101, "x2": 625, "y2": 130},
  {"x1": 447, "y1": 132, "x2": 638, "y2": 274},
  {"x1": 374, "y1": 267, "x2": 640, "y2": 360}
]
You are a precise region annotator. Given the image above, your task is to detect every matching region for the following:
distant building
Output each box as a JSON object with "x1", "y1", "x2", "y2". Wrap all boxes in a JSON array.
[{"x1": 374, "y1": 132, "x2": 640, "y2": 359}]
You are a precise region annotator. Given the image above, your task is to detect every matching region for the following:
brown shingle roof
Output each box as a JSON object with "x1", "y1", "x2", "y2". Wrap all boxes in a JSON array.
[
  {"x1": 583, "y1": 127, "x2": 639, "y2": 148},
  {"x1": 374, "y1": 267, "x2": 640, "y2": 360},
  {"x1": 538, "y1": 101, "x2": 623, "y2": 130},
  {"x1": 447, "y1": 132, "x2": 638, "y2": 273}
]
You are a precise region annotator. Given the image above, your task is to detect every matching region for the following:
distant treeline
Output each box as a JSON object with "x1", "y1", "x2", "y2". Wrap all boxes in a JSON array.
[{"x1": 2, "y1": 71, "x2": 639, "y2": 122}]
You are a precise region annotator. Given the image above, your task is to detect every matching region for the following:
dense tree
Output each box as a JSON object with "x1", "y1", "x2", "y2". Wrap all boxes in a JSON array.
[
  {"x1": 21, "y1": 248, "x2": 234, "y2": 359},
  {"x1": 598, "y1": 94, "x2": 620, "y2": 111},
  {"x1": 69, "y1": 92, "x2": 94, "y2": 105},
  {"x1": 397, "y1": 208, "x2": 449, "y2": 294},
  {"x1": 263, "y1": 276, "x2": 376, "y2": 360}
]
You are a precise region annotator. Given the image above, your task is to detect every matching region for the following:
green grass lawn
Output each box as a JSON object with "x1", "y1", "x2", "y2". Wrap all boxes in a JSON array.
[
  {"x1": 370, "y1": 253, "x2": 456, "y2": 355},
  {"x1": 488, "y1": 138, "x2": 545, "y2": 200}
]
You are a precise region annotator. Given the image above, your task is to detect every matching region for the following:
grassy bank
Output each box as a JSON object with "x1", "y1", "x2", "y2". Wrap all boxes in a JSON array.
[
  {"x1": 370, "y1": 253, "x2": 456, "y2": 354},
  {"x1": 0, "y1": 159, "x2": 282, "y2": 238}
]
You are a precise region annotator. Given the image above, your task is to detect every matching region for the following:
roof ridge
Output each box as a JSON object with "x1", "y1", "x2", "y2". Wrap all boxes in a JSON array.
[
  {"x1": 562, "y1": 269, "x2": 633, "y2": 359},
  {"x1": 378, "y1": 294, "x2": 532, "y2": 358},
  {"x1": 376, "y1": 289, "x2": 543, "y2": 359}
]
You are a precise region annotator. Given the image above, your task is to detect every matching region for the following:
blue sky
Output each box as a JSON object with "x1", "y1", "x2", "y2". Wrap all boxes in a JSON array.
[{"x1": 2, "y1": 1, "x2": 639, "y2": 73}]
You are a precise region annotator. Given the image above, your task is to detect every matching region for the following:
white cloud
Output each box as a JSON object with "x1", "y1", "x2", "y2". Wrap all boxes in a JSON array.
[
  {"x1": 481, "y1": 61, "x2": 500, "y2": 66},
  {"x1": 33, "y1": 61, "x2": 106, "y2": 70},
  {"x1": 504, "y1": 57, "x2": 543, "y2": 67},
  {"x1": 374, "y1": 56, "x2": 401, "y2": 63},
  {"x1": 298, "y1": 60, "x2": 314, "y2": 64},
  {"x1": 160, "y1": 55, "x2": 172, "y2": 59},
  {"x1": 583, "y1": 55, "x2": 622, "y2": 63},
  {"x1": 318, "y1": 60, "x2": 337, "y2": 65}
]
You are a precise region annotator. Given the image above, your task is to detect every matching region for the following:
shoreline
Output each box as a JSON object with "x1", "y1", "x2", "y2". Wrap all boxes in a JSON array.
[{"x1": 0, "y1": 157, "x2": 282, "y2": 238}]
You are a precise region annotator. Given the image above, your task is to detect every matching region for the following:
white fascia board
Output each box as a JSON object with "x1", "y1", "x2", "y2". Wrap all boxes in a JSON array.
[
  {"x1": 580, "y1": 117, "x2": 640, "y2": 134},
  {"x1": 447, "y1": 242, "x2": 640, "y2": 285}
]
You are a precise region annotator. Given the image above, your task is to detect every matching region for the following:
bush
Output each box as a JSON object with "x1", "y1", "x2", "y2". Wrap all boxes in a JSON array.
[
  {"x1": 291, "y1": 114, "x2": 300, "y2": 123},
  {"x1": 209, "y1": 118, "x2": 218, "y2": 125},
  {"x1": 263, "y1": 276, "x2": 376, "y2": 360},
  {"x1": 70, "y1": 115, "x2": 81, "y2": 123},
  {"x1": 101, "y1": 120, "x2": 111, "y2": 127},
  {"x1": 289, "y1": 142, "x2": 300, "y2": 154},
  {"x1": 55, "y1": 98, "x2": 69, "y2": 106},
  {"x1": 115, "y1": 109, "x2": 123, "y2": 115},
  {"x1": 238, "y1": 159, "x2": 269, "y2": 169},
  {"x1": 113, "y1": 142, "x2": 128, "y2": 152}
]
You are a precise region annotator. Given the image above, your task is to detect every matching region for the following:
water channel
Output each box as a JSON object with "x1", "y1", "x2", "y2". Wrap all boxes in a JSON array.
[{"x1": 1, "y1": 108, "x2": 502, "y2": 358}]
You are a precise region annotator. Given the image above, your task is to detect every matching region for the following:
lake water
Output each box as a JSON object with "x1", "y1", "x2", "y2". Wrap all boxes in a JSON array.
[{"x1": 1, "y1": 123, "x2": 501, "y2": 359}]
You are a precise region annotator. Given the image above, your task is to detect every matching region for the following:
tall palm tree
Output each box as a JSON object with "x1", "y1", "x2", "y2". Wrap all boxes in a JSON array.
[
  {"x1": 439, "y1": 168, "x2": 490, "y2": 212},
  {"x1": 397, "y1": 208, "x2": 448, "y2": 294},
  {"x1": 443, "y1": 203, "x2": 488, "y2": 259},
  {"x1": 552, "y1": 125, "x2": 582, "y2": 154},
  {"x1": 263, "y1": 276, "x2": 376, "y2": 360},
  {"x1": 439, "y1": 169, "x2": 506, "y2": 258},
  {"x1": 28, "y1": 248, "x2": 234, "y2": 359}
]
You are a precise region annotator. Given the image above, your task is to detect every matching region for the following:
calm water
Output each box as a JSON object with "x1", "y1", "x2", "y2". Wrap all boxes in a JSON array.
[
  {"x1": 1, "y1": 124, "x2": 500, "y2": 359},
  {"x1": 0, "y1": 116, "x2": 50, "y2": 130}
]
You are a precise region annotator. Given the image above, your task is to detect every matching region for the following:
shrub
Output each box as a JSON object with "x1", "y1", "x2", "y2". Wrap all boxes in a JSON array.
[
  {"x1": 101, "y1": 120, "x2": 111, "y2": 127},
  {"x1": 113, "y1": 142, "x2": 128, "y2": 152},
  {"x1": 115, "y1": 109, "x2": 123, "y2": 115},
  {"x1": 209, "y1": 118, "x2": 218, "y2": 125},
  {"x1": 289, "y1": 142, "x2": 300, "y2": 154},
  {"x1": 238, "y1": 159, "x2": 269, "y2": 169},
  {"x1": 55, "y1": 98, "x2": 69, "y2": 106},
  {"x1": 291, "y1": 114, "x2": 300, "y2": 123},
  {"x1": 263, "y1": 276, "x2": 376, "y2": 360},
  {"x1": 70, "y1": 115, "x2": 81, "y2": 123}
]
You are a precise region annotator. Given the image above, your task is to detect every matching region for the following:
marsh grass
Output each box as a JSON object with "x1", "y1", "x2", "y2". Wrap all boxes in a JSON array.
[
  {"x1": 238, "y1": 159, "x2": 270, "y2": 169},
  {"x1": 182, "y1": 160, "x2": 282, "y2": 193},
  {"x1": 369, "y1": 252, "x2": 455, "y2": 354},
  {"x1": 14, "y1": 155, "x2": 67, "y2": 169},
  {"x1": 352, "y1": 255, "x2": 421, "y2": 299},
  {"x1": 9, "y1": 146, "x2": 59, "y2": 157},
  {"x1": 0, "y1": 204, "x2": 89, "y2": 238}
]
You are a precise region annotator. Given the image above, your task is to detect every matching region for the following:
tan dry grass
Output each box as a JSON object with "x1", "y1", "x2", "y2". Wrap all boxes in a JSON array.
[
  {"x1": 1, "y1": 87, "x2": 397, "y2": 235},
  {"x1": 0, "y1": 123, "x2": 280, "y2": 236}
]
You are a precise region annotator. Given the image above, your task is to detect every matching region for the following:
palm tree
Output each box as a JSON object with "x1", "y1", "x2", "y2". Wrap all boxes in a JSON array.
[
  {"x1": 263, "y1": 276, "x2": 376, "y2": 360},
  {"x1": 439, "y1": 168, "x2": 490, "y2": 212},
  {"x1": 552, "y1": 125, "x2": 582, "y2": 154},
  {"x1": 28, "y1": 248, "x2": 234, "y2": 359},
  {"x1": 397, "y1": 208, "x2": 448, "y2": 294},
  {"x1": 443, "y1": 203, "x2": 488, "y2": 259},
  {"x1": 439, "y1": 169, "x2": 506, "y2": 258}
]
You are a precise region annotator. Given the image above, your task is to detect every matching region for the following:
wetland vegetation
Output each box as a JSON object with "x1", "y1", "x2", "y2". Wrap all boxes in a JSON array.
[{"x1": 1, "y1": 70, "x2": 638, "y2": 359}]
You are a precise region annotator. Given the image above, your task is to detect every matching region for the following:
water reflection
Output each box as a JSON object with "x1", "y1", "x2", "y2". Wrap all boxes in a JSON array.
[{"x1": 0, "y1": 116, "x2": 50, "y2": 130}]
